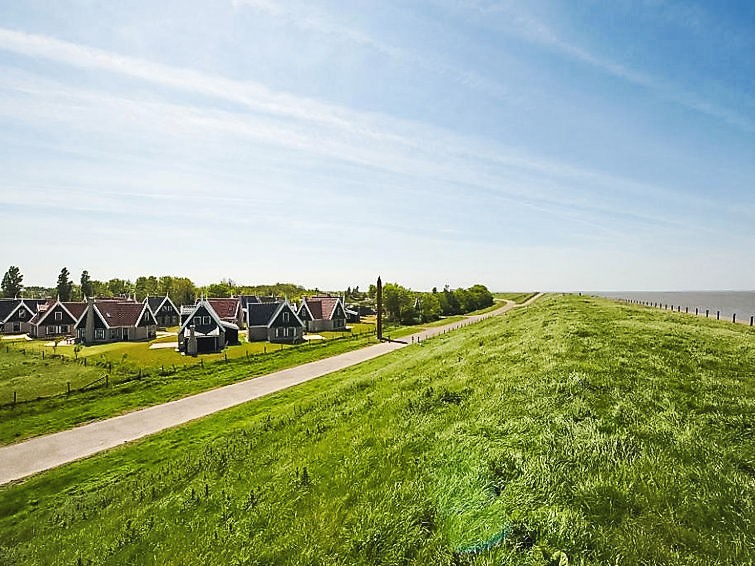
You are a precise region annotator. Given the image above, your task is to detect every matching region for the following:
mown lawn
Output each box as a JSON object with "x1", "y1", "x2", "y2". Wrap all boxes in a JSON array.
[
  {"x1": 0, "y1": 294, "x2": 752, "y2": 565},
  {"x1": 0, "y1": 333, "x2": 380, "y2": 445}
]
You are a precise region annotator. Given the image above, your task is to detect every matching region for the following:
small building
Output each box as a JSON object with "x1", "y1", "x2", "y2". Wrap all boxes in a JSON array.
[
  {"x1": 0, "y1": 299, "x2": 46, "y2": 334},
  {"x1": 345, "y1": 305, "x2": 361, "y2": 323},
  {"x1": 297, "y1": 295, "x2": 348, "y2": 332},
  {"x1": 178, "y1": 299, "x2": 239, "y2": 355},
  {"x1": 144, "y1": 294, "x2": 180, "y2": 328},
  {"x1": 75, "y1": 299, "x2": 157, "y2": 344},
  {"x1": 247, "y1": 301, "x2": 304, "y2": 343},
  {"x1": 29, "y1": 300, "x2": 87, "y2": 339}
]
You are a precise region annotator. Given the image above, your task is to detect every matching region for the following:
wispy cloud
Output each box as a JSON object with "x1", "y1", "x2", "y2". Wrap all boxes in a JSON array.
[
  {"x1": 231, "y1": 0, "x2": 512, "y2": 101},
  {"x1": 0, "y1": 28, "x2": 751, "y2": 257},
  {"x1": 452, "y1": 1, "x2": 755, "y2": 132}
]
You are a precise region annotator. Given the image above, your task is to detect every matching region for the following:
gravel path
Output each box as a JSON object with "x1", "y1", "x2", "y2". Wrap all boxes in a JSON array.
[{"x1": 0, "y1": 294, "x2": 541, "y2": 485}]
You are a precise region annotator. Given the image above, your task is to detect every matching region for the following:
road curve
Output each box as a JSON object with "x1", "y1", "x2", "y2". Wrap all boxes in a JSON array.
[{"x1": 0, "y1": 293, "x2": 542, "y2": 485}]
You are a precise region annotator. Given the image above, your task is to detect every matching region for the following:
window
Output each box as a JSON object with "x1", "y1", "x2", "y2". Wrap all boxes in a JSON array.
[
  {"x1": 282, "y1": 311, "x2": 289, "y2": 323},
  {"x1": 60, "y1": 325, "x2": 68, "y2": 333},
  {"x1": 203, "y1": 316, "x2": 211, "y2": 325},
  {"x1": 194, "y1": 317, "x2": 202, "y2": 326},
  {"x1": 276, "y1": 327, "x2": 282, "y2": 338},
  {"x1": 96, "y1": 329, "x2": 105, "y2": 340},
  {"x1": 47, "y1": 326, "x2": 55, "y2": 335},
  {"x1": 19, "y1": 309, "x2": 26, "y2": 319},
  {"x1": 13, "y1": 323, "x2": 21, "y2": 333},
  {"x1": 54, "y1": 311, "x2": 62, "y2": 321}
]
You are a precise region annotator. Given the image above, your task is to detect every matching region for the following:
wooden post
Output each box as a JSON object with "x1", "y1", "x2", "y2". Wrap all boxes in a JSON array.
[
  {"x1": 105, "y1": 375, "x2": 109, "y2": 388},
  {"x1": 695, "y1": 307, "x2": 698, "y2": 315},
  {"x1": 750, "y1": 316, "x2": 753, "y2": 327},
  {"x1": 717, "y1": 310, "x2": 720, "y2": 320},
  {"x1": 706, "y1": 309, "x2": 709, "y2": 318},
  {"x1": 376, "y1": 276, "x2": 383, "y2": 341},
  {"x1": 67, "y1": 382, "x2": 70, "y2": 395},
  {"x1": 685, "y1": 307, "x2": 688, "y2": 313},
  {"x1": 13, "y1": 391, "x2": 16, "y2": 406},
  {"x1": 733, "y1": 313, "x2": 736, "y2": 323}
]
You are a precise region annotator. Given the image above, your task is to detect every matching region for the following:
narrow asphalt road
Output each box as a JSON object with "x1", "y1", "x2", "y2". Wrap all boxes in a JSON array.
[{"x1": 0, "y1": 293, "x2": 542, "y2": 485}]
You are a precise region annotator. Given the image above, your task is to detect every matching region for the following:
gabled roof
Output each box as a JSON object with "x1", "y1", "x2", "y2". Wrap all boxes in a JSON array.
[
  {"x1": 207, "y1": 298, "x2": 241, "y2": 320},
  {"x1": 35, "y1": 300, "x2": 87, "y2": 326},
  {"x1": 300, "y1": 296, "x2": 344, "y2": 320},
  {"x1": 239, "y1": 295, "x2": 261, "y2": 309},
  {"x1": 267, "y1": 301, "x2": 303, "y2": 329},
  {"x1": 246, "y1": 302, "x2": 279, "y2": 327},
  {"x1": 144, "y1": 295, "x2": 178, "y2": 315},
  {"x1": 247, "y1": 301, "x2": 303, "y2": 328},
  {"x1": 180, "y1": 299, "x2": 225, "y2": 333},
  {"x1": 94, "y1": 301, "x2": 148, "y2": 327},
  {"x1": 0, "y1": 299, "x2": 37, "y2": 323}
]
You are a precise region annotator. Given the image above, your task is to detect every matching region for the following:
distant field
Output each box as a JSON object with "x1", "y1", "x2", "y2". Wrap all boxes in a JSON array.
[
  {"x1": 494, "y1": 291, "x2": 538, "y2": 303},
  {"x1": 1, "y1": 295, "x2": 751, "y2": 564}
]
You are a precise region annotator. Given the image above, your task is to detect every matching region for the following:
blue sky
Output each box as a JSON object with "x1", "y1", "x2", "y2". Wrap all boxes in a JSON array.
[{"x1": 0, "y1": 0, "x2": 753, "y2": 291}]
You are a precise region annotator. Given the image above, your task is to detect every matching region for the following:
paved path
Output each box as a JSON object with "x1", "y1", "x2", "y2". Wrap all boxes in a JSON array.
[{"x1": 0, "y1": 294, "x2": 542, "y2": 485}]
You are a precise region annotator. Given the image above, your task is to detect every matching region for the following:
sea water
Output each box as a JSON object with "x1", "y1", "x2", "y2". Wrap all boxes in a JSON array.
[{"x1": 593, "y1": 291, "x2": 755, "y2": 322}]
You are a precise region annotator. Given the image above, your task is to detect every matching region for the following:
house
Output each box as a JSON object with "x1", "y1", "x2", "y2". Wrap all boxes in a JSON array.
[
  {"x1": 29, "y1": 300, "x2": 87, "y2": 339},
  {"x1": 178, "y1": 298, "x2": 240, "y2": 355},
  {"x1": 75, "y1": 299, "x2": 157, "y2": 344},
  {"x1": 0, "y1": 299, "x2": 46, "y2": 334},
  {"x1": 297, "y1": 295, "x2": 348, "y2": 332},
  {"x1": 207, "y1": 297, "x2": 245, "y2": 329},
  {"x1": 246, "y1": 301, "x2": 304, "y2": 343},
  {"x1": 345, "y1": 304, "x2": 361, "y2": 323},
  {"x1": 144, "y1": 294, "x2": 180, "y2": 328}
]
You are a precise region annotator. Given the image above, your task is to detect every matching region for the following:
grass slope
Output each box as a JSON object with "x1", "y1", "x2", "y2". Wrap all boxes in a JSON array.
[
  {"x1": 0, "y1": 295, "x2": 753, "y2": 565},
  {"x1": 494, "y1": 292, "x2": 538, "y2": 304}
]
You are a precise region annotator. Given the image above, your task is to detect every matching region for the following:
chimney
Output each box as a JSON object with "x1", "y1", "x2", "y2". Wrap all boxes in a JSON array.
[{"x1": 84, "y1": 297, "x2": 95, "y2": 344}]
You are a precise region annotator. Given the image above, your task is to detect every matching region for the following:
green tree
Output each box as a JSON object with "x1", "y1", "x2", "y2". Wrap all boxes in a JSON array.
[
  {"x1": 56, "y1": 267, "x2": 73, "y2": 301},
  {"x1": 171, "y1": 278, "x2": 197, "y2": 307},
  {"x1": 80, "y1": 270, "x2": 93, "y2": 298},
  {"x1": 206, "y1": 282, "x2": 232, "y2": 298},
  {"x1": 135, "y1": 276, "x2": 159, "y2": 300},
  {"x1": 419, "y1": 292, "x2": 441, "y2": 322},
  {"x1": 107, "y1": 278, "x2": 133, "y2": 297},
  {"x1": 1, "y1": 266, "x2": 23, "y2": 298}
]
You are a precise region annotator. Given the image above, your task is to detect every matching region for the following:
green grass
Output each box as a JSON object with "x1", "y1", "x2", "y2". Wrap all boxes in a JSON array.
[
  {"x1": 0, "y1": 294, "x2": 752, "y2": 564},
  {"x1": 0, "y1": 333, "x2": 380, "y2": 446},
  {"x1": 494, "y1": 292, "x2": 539, "y2": 303}
]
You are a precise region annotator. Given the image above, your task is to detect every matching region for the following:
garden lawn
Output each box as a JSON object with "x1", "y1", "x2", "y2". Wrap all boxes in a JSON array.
[{"x1": 0, "y1": 294, "x2": 752, "y2": 565}]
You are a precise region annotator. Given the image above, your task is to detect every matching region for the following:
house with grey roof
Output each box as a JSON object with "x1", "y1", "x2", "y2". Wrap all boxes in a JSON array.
[{"x1": 246, "y1": 300, "x2": 303, "y2": 343}]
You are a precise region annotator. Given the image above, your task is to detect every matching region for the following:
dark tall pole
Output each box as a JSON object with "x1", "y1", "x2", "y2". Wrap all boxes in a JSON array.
[{"x1": 376, "y1": 276, "x2": 383, "y2": 341}]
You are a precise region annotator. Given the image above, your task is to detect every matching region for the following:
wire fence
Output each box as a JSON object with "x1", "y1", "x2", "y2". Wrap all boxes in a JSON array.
[
  {"x1": 1, "y1": 328, "x2": 379, "y2": 408},
  {"x1": 613, "y1": 298, "x2": 755, "y2": 327}
]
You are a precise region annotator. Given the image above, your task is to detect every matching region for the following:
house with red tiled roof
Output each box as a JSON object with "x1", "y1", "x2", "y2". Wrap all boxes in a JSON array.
[
  {"x1": 29, "y1": 300, "x2": 87, "y2": 339},
  {"x1": 207, "y1": 297, "x2": 245, "y2": 329},
  {"x1": 297, "y1": 295, "x2": 347, "y2": 332},
  {"x1": 178, "y1": 298, "x2": 239, "y2": 355},
  {"x1": 75, "y1": 299, "x2": 157, "y2": 344}
]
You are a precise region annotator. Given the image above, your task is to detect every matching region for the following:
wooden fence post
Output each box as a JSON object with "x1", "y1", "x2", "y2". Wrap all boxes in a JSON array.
[
  {"x1": 67, "y1": 382, "x2": 70, "y2": 395},
  {"x1": 717, "y1": 311, "x2": 720, "y2": 320},
  {"x1": 13, "y1": 391, "x2": 17, "y2": 407},
  {"x1": 733, "y1": 313, "x2": 736, "y2": 323},
  {"x1": 695, "y1": 307, "x2": 698, "y2": 315},
  {"x1": 105, "y1": 375, "x2": 109, "y2": 388},
  {"x1": 706, "y1": 309, "x2": 709, "y2": 317},
  {"x1": 750, "y1": 316, "x2": 754, "y2": 327}
]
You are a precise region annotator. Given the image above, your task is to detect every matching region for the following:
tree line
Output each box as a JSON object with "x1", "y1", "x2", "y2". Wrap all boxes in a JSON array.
[
  {"x1": 0, "y1": 266, "x2": 316, "y2": 308},
  {"x1": 370, "y1": 282, "x2": 494, "y2": 325}
]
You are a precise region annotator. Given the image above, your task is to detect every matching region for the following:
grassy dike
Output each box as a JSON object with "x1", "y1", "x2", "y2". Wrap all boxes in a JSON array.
[{"x1": 0, "y1": 294, "x2": 753, "y2": 565}]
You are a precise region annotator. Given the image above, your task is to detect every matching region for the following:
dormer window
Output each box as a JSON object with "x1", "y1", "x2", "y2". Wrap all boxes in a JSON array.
[
  {"x1": 203, "y1": 316, "x2": 211, "y2": 325},
  {"x1": 54, "y1": 311, "x2": 62, "y2": 321},
  {"x1": 194, "y1": 316, "x2": 202, "y2": 326},
  {"x1": 19, "y1": 309, "x2": 26, "y2": 318},
  {"x1": 282, "y1": 311, "x2": 289, "y2": 323}
]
